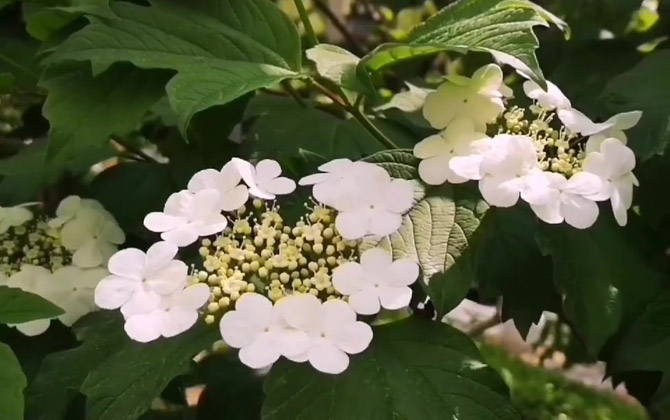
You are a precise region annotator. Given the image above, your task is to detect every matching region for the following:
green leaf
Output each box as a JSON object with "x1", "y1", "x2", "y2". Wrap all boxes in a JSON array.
[
  {"x1": 0, "y1": 33, "x2": 41, "y2": 88},
  {"x1": 40, "y1": 63, "x2": 168, "y2": 177},
  {"x1": 262, "y1": 317, "x2": 520, "y2": 420},
  {"x1": 25, "y1": 313, "x2": 127, "y2": 420},
  {"x1": 362, "y1": 148, "x2": 420, "y2": 180},
  {"x1": 0, "y1": 343, "x2": 27, "y2": 420},
  {"x1": 538, "y1": 219, "x2": 666, "y2": 356},
  {"x1": 81, "y1": 324, "x2": 218, "y2": 420},
  {"x1": 47, "y1": 0, "x2": 302, "y2": 134},
  {"x1": 362, "y1": 184, "x2": 488, "y2": 316},
  {"x1": 0, "y1": 142, "x2": 48, "y2": 204},
  {"x1": 358, "y1": 0, "x2": 566, "y2": 85},
  {"x1": 0, "y1": 286, "x2": 64, "y2": 324},
  {"x1": 306, "y1": 44, "x2": 374, "y2": 95},
  {"x1": 600, "y1": 50, "x2": 670, "y2": 161}
]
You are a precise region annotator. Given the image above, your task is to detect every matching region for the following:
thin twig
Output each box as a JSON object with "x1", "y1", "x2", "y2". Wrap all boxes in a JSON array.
[
  {"x1": 293, "y1": 0, "x2": 319, "y2": 48},
  {"x1": 312, "y1": 0, "x2": 366, "y2": 56},
  {"x1": 281, "y1": 80, "x2": 307, "y2": 108},
  {"x1": 111, "y1": 137, "x2": 159, "y2": 164}
]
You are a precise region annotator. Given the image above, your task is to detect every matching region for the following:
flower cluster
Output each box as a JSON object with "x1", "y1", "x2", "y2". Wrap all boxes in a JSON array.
[
  {"x1": 414, "y1": 64, "x2": 641, "y2": 228},
  {"x1": 94, "y1": 157, "x2": 420, "y2": 374},
  {"x1": 0, "y1": 197, "x2": 123, "y2": 335}
]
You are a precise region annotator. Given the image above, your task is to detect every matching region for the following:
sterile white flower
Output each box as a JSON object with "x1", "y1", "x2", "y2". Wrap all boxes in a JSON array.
[
  {"x1": 423, "y1": 64, "x2": 506, "y2": 130},
  {"x1": 50, "y1": 265, "x2": 109, "y2": 326},
  {"x1": 0, "y1": 204, "x2": 33, "y2": 233},
  {"x1": 50, "y1": 196, "x2": 125, "y2": 268},
  {"x1": 277, "y1": 294, "x2": 373, "y2": 374},
  {"x1": 232, "y1": 158, "x2": 296, "y2": 200},
  {"x1": 1, "y1": 265, "x2": 58, "y2": 336},
  {"x1": 582, "y1": 138, "x2": 638, "y2": 226},
  {"x1": 413, "y1": 118, "x2": 490, "y2": 185},
  {"x1": 334, "y1": 175, "x2": 414, "y2": 240},
  {"x1": 475, "y1": 135, "x2": 551, "y2": 208},
  {"x1": 522, "y1": 80, "x2": 571, "y2": 110},
  {"x1": 94, "y1": 241, "x2": 188, "y2": 318},
  {"x1": 529, "y1": 172, "x2": 603, "y2": 229},
  {"x1": 187, "y1": 161, "x2": 249, "y2": 212},
  {"x1": 332, "y1": 247, "x2": 419, "y2": 315},
  {"x1": 144, "y1": 189, "x2": 228, "y2": 247},
  {"x1": 124, "y1": 283, "x2": 210, "y2": 343},
  {"x1": 557, "y1": 108, "x2": 642, "y2": 153},
  {"x1": 220, "y1": 293, "x2": 309, "y2": 369},
  {"x1": 299, "y1": 159, "x2": 388, "y2": 210}
]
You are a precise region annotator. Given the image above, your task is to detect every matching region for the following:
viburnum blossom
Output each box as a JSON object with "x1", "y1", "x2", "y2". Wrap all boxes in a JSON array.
[
  {"x1": 232, "y1": 158, "x2": 296, "y2": 200},
  {"x1": 332, "y1": 247, "x2": 419, "y2": 315},
  {"x1": 50, "y1": 265, "x2": 109, "y2": 326},
  {"x1": 1, "y1": 265, "x2": 58, "y2": 335},
  {"x1": 277, "y1": 294, "x2": 373, "y2": 374},
  {"x1": 582, "y1": 138, "x2": 638, "y2": 226},
  {"x1": 124, "y1": 283, "x2": 210, "y2": 342},
  {"x1": 188, "y1": 161, "x2": 249, "y2": 212},
  {"x1": 422, "y1": 64, "x2": 506, "y2": 130},
  {"x1": 0, "y1": 204, "x2": 33, "y2": 234},
  {"x1": 522, "y1": 80, "x2": 571, "y2": 110},
  {"x1": 529, "y1": 172, "x2": 603, "y2": 229},
  {"x1": 144, "y1": 189, "x2": 228, "y2": 247},
  {"x1": 413, "y1": 118, "x2": 490, "y2": 185},
  {"x1": 219, "y1": 293, "x2": 309, "y2": 369},
  {"x1": 49, "y1": 196, "x2": 125, "y2": 268},
  {"x1": 94, "y1": 241, "x2": 188, "y2": 318},
  {"x1": 557, "y1": 108, "x2": 642, "y2": 153}
]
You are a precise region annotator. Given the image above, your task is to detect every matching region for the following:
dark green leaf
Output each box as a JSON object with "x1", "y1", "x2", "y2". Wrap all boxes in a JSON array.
[
  {"x1": 0, "y1": 342, "x2": 26, "y2": 420},
  {"x1": 40, "y1": 63, "x2": 168, "y2": 177},
  {"x1": 600, "y1": 50, "x2": 670, "y2": 161},
  {"x1": 362, "y1": 148, "x2": 420, "y2": 180},
  {"x1": 538, "y1": 218, "x2": 666, "y2": 356},
  {"x1": 263, "y1": 317, "x2": 520, "y2": 420},
  {"x1": 358, "y1": 0, "x2": 567, "y2": 85},
  {"x1": 0, "y1": 33, "x2": 41, "y2": 88},
  {"x1": 0, "y1": 141, "x2": 48, "y2": 204},
  {"x1": 0, "y1": 286, "x2": 64, "y2": 324},
  {"x1": 81, "y1": 324, "x2": 218, "y2": 420},
  {"x1": 47, "y1": 0, "x2": 302, "y2": 134}
]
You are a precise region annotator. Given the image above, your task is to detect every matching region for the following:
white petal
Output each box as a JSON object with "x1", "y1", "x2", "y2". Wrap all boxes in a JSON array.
[
  {"x1": 582, "y1": 151, "x2": 610, "y2": 180},
  {"x1": 60, "y1": 218, "x2": 95, "y2": 250},
  {"x1": 298, "y1": 172, "x2": 332, "y2": 186},
  {"x1": 239, "y1": 333, "x2": 282, "y2": 369},
  {"x1": 161, "y1": 309, "x2": 198, "y2": 338},
  {"x1": 335, "y1": 209, "x2": 371, "y2": 240},
  {"x1": 610, "y1": 187, "x2": 629, "y2": 227},
  {"x1": 55, "y1": 195, "x2": 81, "y2": 218},
  {"x1": 120, "y1": 289, "x2": 162, "y2": 318},
  {"x1": 449, "y1": 154, "x2": 485, "y2": 180},
  {"x1": 161, "y1": 226, "x2": 199, "y2": 247},
  {"x1": 348, "y1": 288, "x2": 381, "y2": 315},
  {"x1": 233, "y1": 158, "x2": 274, "y2": 200},
  {"x1": 221, "y1": 185, "x2": 249, "y2": 211},
  {"x1": 255, "y1": 159, "x2": 282, "y2": 181},
  {"x1": 124, "y1": 313, "x2": 162, "y2": 343},
  {"x1": 220, "y1": 311, "x2": 260, "y2": 348},
  {"x1": 332, "y1": 262, "x2": 365, "y2": 295},
  {"x1": 219, "y1": 161, "x2": 244, "y2": 190},
  {"x1": 276, "y1": 293, "x2": 321, "y2": 332},
  {"x1": 192, "y1": 215, "x2": 228, "y2": 237},
  {"x1": 388, "y1": 259, "x2": 419, "y2": 287},
  {"x1": 418, "y1": 155, "x2": 451, "y2": 186},
  {"x1": 369, "y1": 210, "x2": 402, "y2": 237},
  {"x1": 15, "y1": 319, "x2": 51, "y2": 336},
  {"x1": 145, "y1": 260, "x2": 188, "y2": 295},
  {"x1": 145, "y1": 241, "x2": 178, "y2": 273},
  {"x1": 320, "y1": 299, "x2": 356, "y2": 327},
  {"x1": 608, "y1": 110, "x2": 642, "y2": 130},
  {"x1": 472, "y1": 64, "x2": 503, "y2": 93},
  {"x1": 99, "y1": 219, "x2": 125, "y2": 244},
  {"x1": 378, "y1": 286, "x2": 413, "y2": 310},
  {"x1": 360, "y1": 247, "x2": 392, "y2": 271},
  {"x1": 600, "y1": 138, "x2": 636, "y2": 177},
  {"x1": 479, "y1": 176, "x2": 522, "y2": 207},
  {"x1": 187, "y1": 168, "x2": 222, "y2": 193},
  {"x1": 262, "y1": 177, "x2": 296, "y2": 196},
  {"x1": 235, "y1": 293, "x2": 276, "y2": 330},
  {"x1": 72, "y1": 240, "x2": 104, "y2": 268},
  {"x1": 275, "y1": 328, "x2": 311, "y2": 358},
  {"x1": 585, "y1": 134, "x2": 608, "y2": 155},
  {"x1": 328, "y1": 321, "x2": 373, "y2": 355},
  {"x1": 108, "y1": 248, "x2": 145, "y2": 279},
  {"x1": 520, "y1": 171, "x2": 553, "y2": 206},
  {"x1": 561, "y1": 195, "x2": 599, "y2": 229},
  {"x1": 413, "y1": 134, "x2": 447, "y2": 159},
  {"x1": 172, "y1": 283, "x2": 210, "y2": 310},
  {"x1": 308, "y1": 338, "x2": 350, "y2": 374},
  {"x1": 94, "y1": 275, "x2": 137, "y2": 309},
  {"x1": 531, "y1": 199, "x2": 563, "y2": 225},
  {"x1": 558, "y1": 108, "x2": 611, "y2": 135},
  {"x1": 422, "y1": 86, "x2": 457, "y2": 129},
  {"x1": 562, "y1": 172, "x2": 602, "y2": 196}
]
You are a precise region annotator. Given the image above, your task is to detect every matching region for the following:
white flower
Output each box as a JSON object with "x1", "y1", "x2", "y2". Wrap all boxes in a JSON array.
[
  {"x1": 277, "y1": 294, "x2": 373, "y2": 374},
  {"x1": 49, "y1": 265, "x2": 109, "y2": 326},
  {"x1": 522, "y1": 80, "x2": 571, "y2": 110},
  {"x1": 332, "y1": 248, "x2": 418, "y2": 315},
  {"x1": 474, "y1": 135, "x2": 550, "y2": 208},
  {"x1": 334, "y1": 176, "x2": 414, "y2": 240},
  {"x1": 220, "y1": 293, "x2": 309, "y2": 369},
  {"x1": 124, "y1": 283, "x2": 210, "y2": 343},
  {"x1": 50, "y1": 196, "x2": 125, "y2": 268},
  {"x1": 413, "y1": 118, "x2": 490, "y2": 185},
  {"x1": 144, "y1": 189, "x2": 228, "y2": 247},
  {"x1": 529, "y1": 172, "x2": 603, "y2": 229},
  {"x1": 187, "y1": 161, "x2": 249, "y2": 212},
  {"x1": 232, "y1": 158, "x2": 296, "y2": 200},
  {"x1": 299, "y1": 159, "x2": 388, "y2": 210},
  {"x1": 0, "y1": 204, "x2": 33, "y2": 233},
  {"x1": 94, "y1": 241, "x2": 188, "y2": 318},
  {"x1": 557, "y1": 109, "x2": 642, "y2": 153},
  {"x1": 1, "y1": 265, "x2": 58, "y2": 336},
  {"x1": 423, "y1": 64, "x2": 506, "y2": 130},
  {"x1": 582, "y1": 138, "x2": 638, "y2": 226}
]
